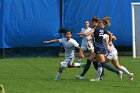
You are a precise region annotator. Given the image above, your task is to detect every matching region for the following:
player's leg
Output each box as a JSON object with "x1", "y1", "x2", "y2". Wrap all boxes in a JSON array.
[
  {"x1": 55, "y1": 57, "x2": 75, "y2": 80},
  {"x1": 75, "y1": 53, "x2": 96, "y2": 79},
  {"x1": 98, "y1": 54, "x2": 123, "y2": 80},
  {"x1": 93, "y1": 54, "x2": 111, "y2": 80},
  {"x1": 112, "y1": 57, "x2": 134, "y2": 81},
  {"x1": 93, "y1": 60, "x2": 98, "y2": 70},
  {"x1": 91, "y1": 54, "x2": 105, "y2": 81},
  {"x1": 100, "y1": 56, "x2": 111, "y2": 78},
  {"x1": 92, "y1": 60, "x2": 104, "y2": 79},
  {"x1": 55, "y1": 61, "x2": 66, "y2": 80},
  {"x1": 68, "y1": 57, "x2": 82, "y2": 68}
]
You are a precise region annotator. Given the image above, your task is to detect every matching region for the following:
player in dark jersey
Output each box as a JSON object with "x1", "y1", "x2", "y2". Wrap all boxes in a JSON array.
[
  {"x1": 92, "y1": 17, "x2": 112, "y2": 79},
  {"x1": 75, "y1": 17, "x2": 100, "y2": 80},
  {"x1": 75, "y1": 16, "x2": 123, "y2": 81}
]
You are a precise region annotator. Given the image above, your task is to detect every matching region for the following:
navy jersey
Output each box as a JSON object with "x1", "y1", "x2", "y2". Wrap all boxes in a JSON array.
[
  {"x1": 93, "y1": 26, "x2": 107, "y2": 54},
  {"x1": 94, "y1": 26, "x2": 107, "y2": 45},
  {"x1": 104, "y1": 26, "x2": 111, "y2": 32}
]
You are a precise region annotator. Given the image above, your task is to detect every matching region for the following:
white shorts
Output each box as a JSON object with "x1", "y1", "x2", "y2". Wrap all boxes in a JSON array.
[
  {"x1": 81, "y1": 41, "x2": 94, "y2": 51},
  {"x1": 60, "y1": 57, "x2": 75, "y2": 68},
  {"x1": 105, "y1": 52, "x2": 118, "y2": 60}
]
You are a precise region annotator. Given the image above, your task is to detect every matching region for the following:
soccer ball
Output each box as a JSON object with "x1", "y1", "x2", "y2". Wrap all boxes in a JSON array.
[{"x1": 60, "y1": 62, "x2": 67, "y2": 68}]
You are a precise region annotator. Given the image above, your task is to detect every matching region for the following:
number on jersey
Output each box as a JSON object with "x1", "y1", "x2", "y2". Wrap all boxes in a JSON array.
[{"x1": 99, "y1": 30, "x2": 104, "y2": 37}]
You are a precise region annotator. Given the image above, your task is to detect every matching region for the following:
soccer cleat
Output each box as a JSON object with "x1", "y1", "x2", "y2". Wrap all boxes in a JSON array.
[
  {"x1": 100, "y1": 76, "x2": 104, "y2": 80},
  {"x1": 90, "y1": 78, "x2": 100, "y2": 82},
  {"x1": 118, "y1": 71, "x2": 123, "y2": 80},
  {"x1": 54, "y1": 78, "x2": 59, "y2": 81},
  {"x1": 128, "y1": 73, "x2": 134, "y2": 81},
  {"x1": 75, "y1": 75, "x2": 84, "y2": 80}
]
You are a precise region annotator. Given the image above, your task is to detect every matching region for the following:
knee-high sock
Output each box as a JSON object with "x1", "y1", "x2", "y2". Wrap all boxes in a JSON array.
[
  {"x1": 101, "y1": 62, "x2": 119, "y2": 75},
  {"x1": 93, "y1": 61, "x2": 105, "y2": 77},
  {"x1": 100, "y1": 67, "x2": 104, "y2": 77},
  {"x1": 120, "y1": 66, "x2": 130, "y2": 75},
  {"x1": 95, "y1": 64, "x2": 103, "y2": 79},
  {"x1": 55, "y1": 72, "x2": 62, "y2": 79},
  {"x1": 80, "y1": 59, "x2": 91, "y2": 76},
  {"x1": 74, "y1": 63, "x2": 81, "y2": 67}
]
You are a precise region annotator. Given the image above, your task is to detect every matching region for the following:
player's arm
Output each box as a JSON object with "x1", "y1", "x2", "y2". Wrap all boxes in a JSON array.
[
  {"x1": 76, "y1": 46, "x2": 84, "y2": 58},
  {"x1": 104, "y1": 37, "x2": 111, "y2": 53},
  {"x1": 77, "y1": 33, "x2": 84, "y2": 38},
  {"x1": 106, "y1": 31, "x2": 113, "y2": 45},
  {"x1": 78, "y1": 29, "x2": 94, "y2": 37},
  {"x1": 87, "y1": 37, "x2": 93, "y2": 41},
  {"x1": 112, "y1": 34, "x2": 117, "y2": 41},
  {"x1": 43, "y1": 39, "x2": 59, "y2": 44},
  {"x1": 77, "y1": 28, "x2": 84, "y2": 38}
]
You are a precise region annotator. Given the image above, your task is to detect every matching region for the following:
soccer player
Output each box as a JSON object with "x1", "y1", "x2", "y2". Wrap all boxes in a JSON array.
[
  {"x1": 103, "y1": 34, "x2": 133, "y2": 81},
  {"x1": 77, "y1": 21, "x2": 94, "y2": 63},
  {"x1": 75, "y1": 16, "x2": 123, "y2": 81},
  {"x1": 91, "y1": 18, "x2": 134, "y2": 81},
  {"x1": 43, "y1": 29, "x2": 84, "y2": 80}
]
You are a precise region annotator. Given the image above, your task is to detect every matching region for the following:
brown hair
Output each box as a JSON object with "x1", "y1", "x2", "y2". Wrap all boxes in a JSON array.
[
  {"x1": 102, "y1": 16, "x2": 111, "y2": 26},
  {"x1": 91, "y1": 16, "x2": 100, "y2": 23}
]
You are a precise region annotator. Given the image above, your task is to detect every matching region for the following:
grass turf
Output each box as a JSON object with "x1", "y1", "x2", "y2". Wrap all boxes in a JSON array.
[{"x1": 0, "y1": 57, "x2": 140, "y2": 93}]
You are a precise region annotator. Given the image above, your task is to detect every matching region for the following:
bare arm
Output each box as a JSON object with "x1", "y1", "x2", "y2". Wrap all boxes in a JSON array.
[
  {"x1": 76, "y1": 46, "x2": 84, "y2": 58},
  {"x1": 107, "y1": 31, "x2": 113, "y2": 45},
  {"x1": 112, "y1": 35, "x2": 117, "y2": 41},
  {"x1": 78, "y1": 29, "x2": 94, "y2": 37},
  {"x1": 104, "y1": 37, "x2": 111, "y2": 53},
  {"x1": 43, "y1": 39, "x2": 59, "y2": 44}
]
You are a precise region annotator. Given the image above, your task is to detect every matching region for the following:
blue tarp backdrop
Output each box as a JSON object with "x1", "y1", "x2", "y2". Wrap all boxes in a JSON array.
[
  {"x1": 0, "y1": 0, "x2": 60, "y2": 48},
  {"x1": 62, "y1": 0, "x2": 132, "y2": 46},
  {"x1": 0, "y1": 0, "x2": 140, "y2": 48}
]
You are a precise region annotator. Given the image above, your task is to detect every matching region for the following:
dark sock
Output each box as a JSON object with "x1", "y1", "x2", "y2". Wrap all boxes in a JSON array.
[
  {"x1": 101, "y1": 62, "x2": 119, "y2": 75},
  {"x1": 80, "y1": 59, "x2": 91, "y2": 76},
  {"x1": 93, "y1": 61, "x2": 98, "y2": 70}
]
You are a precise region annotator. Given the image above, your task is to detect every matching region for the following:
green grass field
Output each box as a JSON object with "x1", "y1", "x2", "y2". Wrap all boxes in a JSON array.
[{"x1": 0, "y1": 57, "x2": 140, "y2": 93}]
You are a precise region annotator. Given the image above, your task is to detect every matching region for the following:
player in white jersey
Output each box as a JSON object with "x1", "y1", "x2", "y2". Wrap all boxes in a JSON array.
[
  {"x1": 43, "y1": 30, "x2": 84, "y2": 80},
  {"x1": 102, "y1": 34, "x2": 134, "y2": 81},
  {"x1": 77, "y1": 21, "x2": 94, "y2": 63}
]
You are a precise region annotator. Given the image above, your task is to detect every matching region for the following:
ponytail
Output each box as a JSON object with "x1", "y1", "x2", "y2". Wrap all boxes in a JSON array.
[{"x1": 102, "y1": 16, "x2": 111, "y2": 26}]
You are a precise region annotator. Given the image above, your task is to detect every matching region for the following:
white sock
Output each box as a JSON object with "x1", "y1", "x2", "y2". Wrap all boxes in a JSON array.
[
  {"x1": 120, "y1": 66, "x2": 130, "y2": 76},
  {"x1": 78, "y1": 59, "x2": 82, "y2": 62},
  {"x1": 74, "y1": 63, "x2": 81, "y2": 67},
  {"x1": 55, "y1": 72, "x2": 61, "y2": 79},
  {"x1": 95, "y1": 67, "x2": 103, "y2": 79}
]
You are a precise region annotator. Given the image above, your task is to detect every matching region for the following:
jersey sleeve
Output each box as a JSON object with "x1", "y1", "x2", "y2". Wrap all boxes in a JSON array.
[
  {"x1": 80, "y1": 28, "x2": 84, "y2": 33},
  {"x1": 72, "y1": 40, "x2": 79, "y2": 47},
  {"x1": 58, "y1": 38, "x2": 64, "y2": 43},
  {"x1": 104, "y1": 27, "x2": 111, "y2": 34},
  {"x1": 103, "y1": 34, "x2": 109, "y2": 39}
]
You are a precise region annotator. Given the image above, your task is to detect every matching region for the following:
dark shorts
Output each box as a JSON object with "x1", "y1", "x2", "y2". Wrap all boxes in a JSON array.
[{"x1": 94, "y1": 46, "x2": 106, "y2": 55}]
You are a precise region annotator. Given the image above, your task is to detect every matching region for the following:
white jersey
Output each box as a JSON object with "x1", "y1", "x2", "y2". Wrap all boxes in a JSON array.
[
  {"x1": 103, "y1": 34, "x2": 117, "y2": 53},
  {"x1": 81, "y1": 27, "x2": 92, "y2": 45},
  {"x1": 58, "y1": 38, "x2": 79, "y2": 59},
  {"x1": 103, "y1": 34, "x2": 118, "y2": 60}
]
